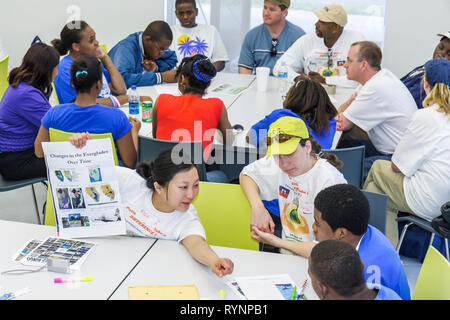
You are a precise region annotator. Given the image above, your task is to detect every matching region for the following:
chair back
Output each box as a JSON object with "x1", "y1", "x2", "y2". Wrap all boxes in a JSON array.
[
  {"x1": 137, "y1": 136, "x2": 206, "y2": 181},
  {"x1": 324, "y1": 145, "x2": 365, "y2": 188},
  {"x1": 51, "y1": 82, "x2": 59, "y2": 105},
  {"x1": 412, "y1": 246, "x2": 450, "y2": 300},
  {"x1": 44, "y1": 128, "x2": 118, "y2": 226},
  {"x1": 0, "y1": 55, "x2": 9, "y2": 99},
  {"x1": 214, "y1": 145, "x2": 262, "y2": 183},
  {"x1": 192, "y1": 181, "x2": 259, "y2": 251},
  {"x1": 362, "y1": 190, "x2": 388, "y2": 234}
]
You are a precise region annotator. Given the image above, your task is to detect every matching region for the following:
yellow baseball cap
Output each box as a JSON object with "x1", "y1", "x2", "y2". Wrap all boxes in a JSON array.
[
  {"x1": 314, "y1": 4, "x2": 347, "y2": 27},
  {"x1": 266, "y1": 117, "x2": 310, "y2": 158}
]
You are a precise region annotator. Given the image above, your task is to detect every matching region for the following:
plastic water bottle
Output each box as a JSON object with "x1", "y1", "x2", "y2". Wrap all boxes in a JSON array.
[
  {"x1": 128, "y1": 85, "x2": 140, "y2": 118},
  {"x1": 277, "y1": 61, "x2": 289, "y2": 99}
]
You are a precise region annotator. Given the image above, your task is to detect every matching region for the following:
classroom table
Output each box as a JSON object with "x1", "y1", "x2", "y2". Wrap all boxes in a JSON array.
[
  {"x1": 0, "y1": 220, "x2": 156, "y2": 300},
  {"x1": 130, "y1": 73, "x2": 354, "y2": 149},
  {"x1": 227, "y1": 75, "x2": 355, "y2": 149},
  {"x1": 109, "y1": 239, "x2": 318, "y2": 300}
]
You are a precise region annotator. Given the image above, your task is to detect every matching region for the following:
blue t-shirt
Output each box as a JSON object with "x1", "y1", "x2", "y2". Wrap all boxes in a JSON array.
[
  {"x1": 369, "y1": 283, "x2": 402, "y2": 300},
  {"x1": 41, "y1": 103, "x2": 132, "y2": 145},
  {"x1": 358, "y1": 225, "x2": 411, "y2": 300},
  {"x1": 401, "y1": 65, "x2": 424, "y2": 110},
  {"x1": 238, "y1": 21, "x2": 305, "y2": 75},
  {"x1": 54, "y1": 56, "x2": 112, "y2": 104},
  {"x1": 250, "y1": 108, "x2": 336, "y2": 149}
]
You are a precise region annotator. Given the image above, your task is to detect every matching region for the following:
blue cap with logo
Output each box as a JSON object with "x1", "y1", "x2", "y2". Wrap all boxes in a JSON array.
[{"x1": 424, "y1": 57, "x2": 450, "y2": 87}]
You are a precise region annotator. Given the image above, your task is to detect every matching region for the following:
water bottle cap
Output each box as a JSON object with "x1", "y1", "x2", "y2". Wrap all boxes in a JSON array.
[{"x1": 131, "y1": 85, "x2": 137, "y2": 90}]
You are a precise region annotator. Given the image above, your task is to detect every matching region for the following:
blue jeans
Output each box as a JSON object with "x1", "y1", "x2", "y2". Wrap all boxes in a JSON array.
[{"x1": 206, "y1": 170, "x2": 229, "y2": 183}]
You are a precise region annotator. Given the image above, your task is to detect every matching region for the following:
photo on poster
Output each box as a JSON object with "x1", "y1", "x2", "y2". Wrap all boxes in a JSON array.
[
  {"x1": 69, "y1": 188, "x2": 85, "y2": 209},
  {"x1": 11, "y1": 239, "x2": 42, "y2": 262},
  {"x1": 91, "y1": 208, "x2": 122, "y2": 225},
  {"x1": 56, "y1": 188, "x2": 72, "y2": 210},
  {"x1": 100, "y1": 184, "x2": 115, "y2": 201},
  {"x1": 88, "y1": 167, "x2": 102, "y2": 183},
  {"x1": 85, "y1": 186, "x2": 101, "y2": 203}
]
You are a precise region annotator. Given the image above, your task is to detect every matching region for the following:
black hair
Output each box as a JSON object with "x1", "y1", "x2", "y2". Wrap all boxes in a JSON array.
[
  {"x1": 310, "y1": 240, "x2": 366, "y2": 297},
  {"x1": 175, "y1": 54, "x2": 217, "y2": 96},
  {"x1": 8, "y1": 43, "x2": 60, "y2": 99},
  {"x1": 284, "y1": 80, "x2": 337, "y2": 135},
  {"x1": 136, "y1": 148, "x2": 197, "y2": 191},
  {"x1": 175, "y1": 0, "x2": 197, "y2": 8},
  {"x1": 314, "y1": 184, "x2": 370, "y2": 236},
  {"x1": 51, "y1": 20, "x2": 90, "y2": 56},
  {"x1": 70, "y1": 55, "x2": 102, "y2": 94},
  {"x1": 143, "y1": 20, "x2": 173, "y2": 42}
]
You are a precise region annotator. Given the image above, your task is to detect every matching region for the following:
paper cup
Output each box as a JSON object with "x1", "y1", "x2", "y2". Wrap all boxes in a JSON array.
[{"x1": 256, "y1": 67, "x2": 270, "y2": 92}]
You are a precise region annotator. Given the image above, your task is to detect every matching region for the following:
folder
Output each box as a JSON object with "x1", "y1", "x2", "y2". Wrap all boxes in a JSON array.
[{"x1": 128, "y1": 284, "x2": 200, "y2": 300}]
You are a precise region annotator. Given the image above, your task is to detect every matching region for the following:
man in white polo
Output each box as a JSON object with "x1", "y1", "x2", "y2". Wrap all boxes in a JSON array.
[
  {"x1": 273, "y1": 4, "x2": 364, "y2": 87},
  {"x1": 336, "y1": 41, "x2": 417, "y2": 178}
]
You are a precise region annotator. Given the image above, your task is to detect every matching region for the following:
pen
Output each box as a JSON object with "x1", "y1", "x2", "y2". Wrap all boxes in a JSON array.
[
  {"x1": 297, "y1": 279, "x2": 308, "y2": 300},
  {"x1": 54, "y1": 276, "x2": 93, "y2": 283},
  {"x1": 0, "y1": 287, "x2": 31, "y2": 300},
  {"x1": 290, "y1": 286, "x2": 297, "y2": 300}
]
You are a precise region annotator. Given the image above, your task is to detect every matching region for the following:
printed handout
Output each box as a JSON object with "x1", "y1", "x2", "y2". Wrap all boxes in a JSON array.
[{"x1": 42, "y1": 139, "x2": 127, "y2": 238}]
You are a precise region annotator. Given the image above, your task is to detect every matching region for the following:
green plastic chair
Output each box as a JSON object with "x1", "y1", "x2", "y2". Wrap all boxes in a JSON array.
[
  {"x1": 51, "y1": 82, "x2": 59, "y2": 105},
  {"x1": 412, "y1": 246, "x2": 450, "y2": 300},
  {"x1": 44, "y1": 128, "x2": 118, "y2": 226},
  {"x1": 192, "y1": 181, "x2": 259, "y2": 251},
  {"x1": 0, "y1": 55, "x2": 9, "y2": 99}
]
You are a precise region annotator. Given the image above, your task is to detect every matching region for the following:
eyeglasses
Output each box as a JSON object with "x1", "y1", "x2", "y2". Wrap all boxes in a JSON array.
[
  {"x1": 266, "y1": 134, "x2": 302, "y2": 146},
  {"x1": 270, "y1": 38, "x2": 279, "y2": 57}
]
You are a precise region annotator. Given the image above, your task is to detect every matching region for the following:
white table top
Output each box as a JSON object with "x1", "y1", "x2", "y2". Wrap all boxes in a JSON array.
[
  {"x1": 124, "y1": 73, "x2": 354, "y2": 148},
  {"x1": 0, "y1": 220, "x2": 156, "y2": 300},
  {"x1": 109, "y1": 239, "x2": 318, "y2": 300}
]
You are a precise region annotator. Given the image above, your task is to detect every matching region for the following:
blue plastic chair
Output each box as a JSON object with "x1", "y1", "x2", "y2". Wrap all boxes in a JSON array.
[
  {"x1": 362, "y1": 190, "x2": 388, "y2": 234},
  {"x1": 137, "y1": 136, "x2": 207, "y2": 181},
  {"x1": 324, "y1": 145, "x2": 365, "y2": 188}
]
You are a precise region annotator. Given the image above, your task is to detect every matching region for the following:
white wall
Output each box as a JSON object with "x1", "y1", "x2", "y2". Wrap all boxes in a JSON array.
[
  {"x1": 0, "y1": 0, "x2": 165, "y2": 69},
  {"x1": 383, "y1": 0, "x2": 450, "y2": 77}
]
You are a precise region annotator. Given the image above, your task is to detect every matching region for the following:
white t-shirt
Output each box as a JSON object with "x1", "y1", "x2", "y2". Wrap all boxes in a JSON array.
[
  {"x1": 273, "y1": 30, "x2": 365, "y2": 87},
  {"x1": 392, "y1": 104, "x2": 450, "y2": 221},
  {"x1": 343, "y1": 69, "x2": 417, "y2": 155},
  {"x1": 242, "y1": 157, "x2": 347, "y2": 244},
  {"x1": 116, "y1": 166, "x2": 206, "y2": 242},
  {"x1": 170, "y1": 24, "x2": 229, "y2": 64}
]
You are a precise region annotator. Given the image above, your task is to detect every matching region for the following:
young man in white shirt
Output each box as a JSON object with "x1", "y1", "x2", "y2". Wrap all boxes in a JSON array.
[
  {"x1": 336, "y1": 41, "x2": 417, "y2": 179},
  {"x1": 170, "y1": 0, "x2": 228, "y2": 71},
  {"x1": 273, "y1": 4, "x2": 364, "y2": 87}
]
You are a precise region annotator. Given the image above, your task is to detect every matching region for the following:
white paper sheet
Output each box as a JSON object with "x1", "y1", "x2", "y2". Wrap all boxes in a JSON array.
[{"x1": 234, "y1": 274, "x2": 299, "y2": 300}]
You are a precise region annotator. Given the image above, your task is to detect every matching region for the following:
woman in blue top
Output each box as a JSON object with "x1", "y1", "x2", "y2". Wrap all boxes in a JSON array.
[
  {"x1": 52, "y1": 20, "x2": 151, "y2": 106},
  {"x1": 34, "y1": 56, "x2": 139, "y2": 168},
  {"x1": 0, "y1": 43, "x2": 59, "y2": 180},
  {"x1": 248, "y1": 79, "x2": 337, "y2": 150}
]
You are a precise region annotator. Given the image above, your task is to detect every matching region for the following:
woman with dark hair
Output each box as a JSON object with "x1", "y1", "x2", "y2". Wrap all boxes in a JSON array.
[
  {"x1": 34, "y1": 55, "x2": 139, "y2": 168},
  {"x1": 0, "y1": 43, "x2": 59, "y2": 180},
  {"x1": 248, "y1": 79, "x2": 337, "y2": 150},
  {"x1": 152, "y1": 54, "x2": 233, "y2": 182},
  {"x1": 52, "y1": 20, "x2": 151, "y2": 106},
  {"x1": 70, "y1": 137, "x2": 234, "y2": 278}
]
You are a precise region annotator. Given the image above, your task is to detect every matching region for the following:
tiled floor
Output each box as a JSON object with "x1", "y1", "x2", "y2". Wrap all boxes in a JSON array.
[{"x1": 0, "y1": 185, "x2": 423, "y2": 296}]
